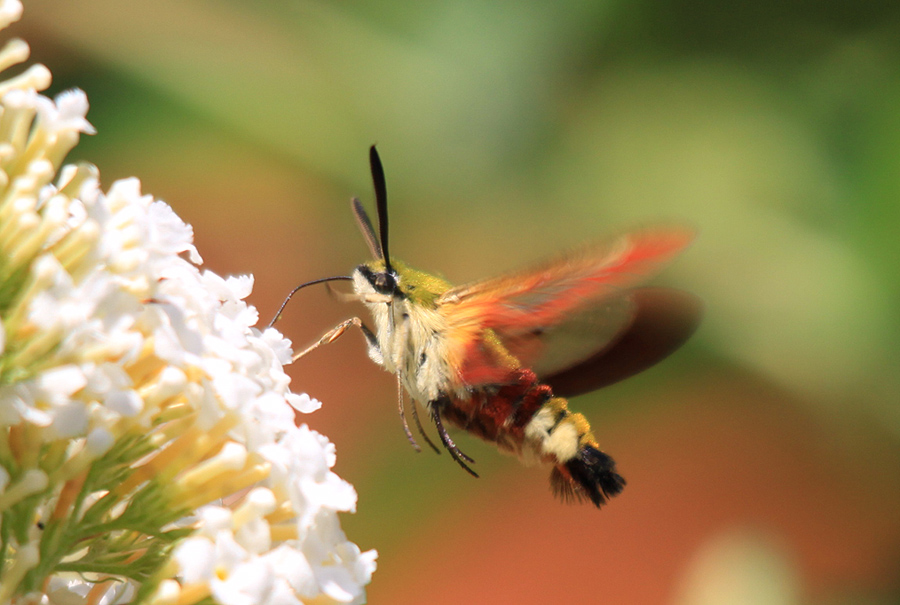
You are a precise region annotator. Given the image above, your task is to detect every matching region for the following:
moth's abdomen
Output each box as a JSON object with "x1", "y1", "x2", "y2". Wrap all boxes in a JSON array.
[
  {"x1": 439, "y1": 368, "x2": 550, "y2": 450},
  {"x1": 439, "y1": 368, "x2": 625, "y2": 507},
  {"x1": 522, "y1": 389, "x2": 626, "y2": 507}
]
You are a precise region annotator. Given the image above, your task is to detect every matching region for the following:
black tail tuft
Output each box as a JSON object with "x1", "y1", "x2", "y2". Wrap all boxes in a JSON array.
[{"x1": 550, "y1": 445, "x2": 625, "y2": 508}]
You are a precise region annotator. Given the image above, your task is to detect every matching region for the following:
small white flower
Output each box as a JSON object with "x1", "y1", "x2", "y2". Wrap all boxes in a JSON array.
[
  {"x1": 264, "y1": 545, "x2": 317, "y2": 599},
  {"x1": 211, "y1": 557, "x2": 274, "y2": 605},
  {"x1": 290, "y1": 392, "x2": 323, "y2": 414},
  {"x1": 173, "y1": 536, "x2": 217, "y2": 584},
  {"x1": 42, "y1": 88, "x2": 96, "y2": 135},
  {"x1": 147, "y1": 199, "x2": 202, "y2": 263}
]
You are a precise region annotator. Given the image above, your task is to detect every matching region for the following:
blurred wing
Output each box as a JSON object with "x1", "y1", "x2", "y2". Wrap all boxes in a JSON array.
[
  {"x1": 436, "y1": 227, "x2": 695, "y2": 389},
  {"x1": 543, "y1": 288, "x2": 703, "y2": 398}
]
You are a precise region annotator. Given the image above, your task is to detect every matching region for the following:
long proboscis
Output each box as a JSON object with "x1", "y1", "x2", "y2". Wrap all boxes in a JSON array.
[
  {"x1": 268, "y1": 276, "x2": 353, "y2": 328},
  {"x1": 368, "y1": 145, "x2": 392, "y2": 274}
]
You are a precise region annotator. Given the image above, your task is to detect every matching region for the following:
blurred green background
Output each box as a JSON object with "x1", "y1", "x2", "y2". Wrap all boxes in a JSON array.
[{"x1": 14, "y1": 1, "x2": 900, "y2": 603}]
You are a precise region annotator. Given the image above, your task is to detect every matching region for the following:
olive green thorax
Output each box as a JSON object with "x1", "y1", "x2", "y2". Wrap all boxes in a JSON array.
[{"x1": 364, "y1": 258, "x2": 452, "y2": 308}]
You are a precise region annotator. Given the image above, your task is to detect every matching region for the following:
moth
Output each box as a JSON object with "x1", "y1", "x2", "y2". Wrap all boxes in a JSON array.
[{"x1": 276, "y1": 146, "x2": 701, "y2": 507}]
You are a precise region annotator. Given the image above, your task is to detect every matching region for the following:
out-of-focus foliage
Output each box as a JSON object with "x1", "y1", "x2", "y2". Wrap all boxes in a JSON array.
[{"x1": 16, "y1": 1, "x2": 900, "y2": 603}]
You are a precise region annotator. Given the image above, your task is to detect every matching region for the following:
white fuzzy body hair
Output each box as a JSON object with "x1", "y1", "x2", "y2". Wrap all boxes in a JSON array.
[{"x1": 352, "y1": 269, "x2": 457, "y2": 409}]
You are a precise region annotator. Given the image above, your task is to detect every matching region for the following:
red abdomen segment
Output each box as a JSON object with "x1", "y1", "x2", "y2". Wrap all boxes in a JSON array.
[{"x1": 439, "y1": 369, "x2": 625, "y2": 507}]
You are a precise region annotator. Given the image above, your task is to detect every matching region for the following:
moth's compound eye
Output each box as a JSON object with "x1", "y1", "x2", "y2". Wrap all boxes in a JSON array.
[{"x1": 374, "y1": 272, "x2": 396, "y2": 293}]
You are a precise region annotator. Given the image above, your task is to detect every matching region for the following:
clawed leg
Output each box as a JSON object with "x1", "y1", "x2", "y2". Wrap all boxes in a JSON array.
[
  {"x1": 396, "y1": 374, "x2": 421, "y2": 452},
  {"x1": 292, "y1": 317, "x2": 367, "y2": 362},
  {"x1": 410, "y1": 400, "x2": 440, "y2": 454},
  {"x1": 396, "y1": 376, "x2": 441, "y2": 454},
  {"x1": 431, "y1": 406, "x2": 478, "y2": 477}
]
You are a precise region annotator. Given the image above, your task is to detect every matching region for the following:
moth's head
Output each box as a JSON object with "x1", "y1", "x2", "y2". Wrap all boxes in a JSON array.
[
  {"x1": 353, "y1": 258, "x2": 450, "y2": 308},
  {"x1": 349, "y1": 146, "x2": 452, "y2": 307},
  {"x1": 353, "y1": 259, "x2": 398, "y2": 300}
]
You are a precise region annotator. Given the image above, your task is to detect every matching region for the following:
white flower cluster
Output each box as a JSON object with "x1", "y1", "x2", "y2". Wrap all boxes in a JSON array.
[{"x1": 0, "y1": 2, "x2": 375, "y2": 603}]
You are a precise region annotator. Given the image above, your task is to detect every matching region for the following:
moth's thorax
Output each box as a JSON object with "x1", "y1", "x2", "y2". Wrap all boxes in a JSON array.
[{"x1": 352, "y1": 260, "x2": 457, "y2": 405}]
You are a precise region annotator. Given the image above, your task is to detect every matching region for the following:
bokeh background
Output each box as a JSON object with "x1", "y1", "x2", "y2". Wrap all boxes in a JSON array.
[{"x1": 14, "y1": 1, "x2": 900, "y2": 603}]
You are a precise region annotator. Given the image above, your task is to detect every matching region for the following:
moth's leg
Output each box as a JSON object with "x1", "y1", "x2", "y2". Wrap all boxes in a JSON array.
[
  {"x1": 410, "y1": 401, "x2": 441, "y2": 454},
  {"x1": 431, "y1": 401, "x2": 478, "y2": 477},
  {"x1": 383, "y1": 315, "x2": 440, "y2": 454},
  {"x1": 292, "y1": 317, "x2": 379, "y2": 362},
  {"x1": 358, "y1": 322, "x2": 382, "y2": 364},
  {"x1": 387, "y1": 316, "x2": 424, "y2": 452},
  {"x1": 396, "y1": 374, "x2": 421, "y2": 452}
]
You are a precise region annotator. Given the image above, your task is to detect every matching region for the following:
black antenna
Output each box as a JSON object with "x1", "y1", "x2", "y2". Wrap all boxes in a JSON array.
[
  {"x1": 268, "y1": 275, "x2": 352, "y2": 328},
  {"x1": 369, "y1": 145, "x2": 392, "y2": 274}
]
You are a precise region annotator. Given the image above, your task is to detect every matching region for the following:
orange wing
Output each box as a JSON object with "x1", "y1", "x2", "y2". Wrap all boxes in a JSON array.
[{"x1": 436, "y1": 227, "x2": 695, "y2": 390}]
